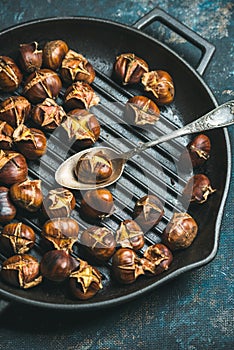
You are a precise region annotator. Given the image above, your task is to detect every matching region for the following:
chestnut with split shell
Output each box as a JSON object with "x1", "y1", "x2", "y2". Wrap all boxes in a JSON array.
[{"x1": 55, "y1": 101, "x2": 234, "y2": 190}]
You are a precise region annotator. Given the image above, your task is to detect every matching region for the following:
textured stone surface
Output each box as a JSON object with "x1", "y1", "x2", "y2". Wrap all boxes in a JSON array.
[{"x1": 0, "y1": 1, "x2": 233, "y2": 349}]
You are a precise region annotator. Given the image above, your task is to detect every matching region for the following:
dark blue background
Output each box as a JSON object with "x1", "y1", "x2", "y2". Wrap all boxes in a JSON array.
[{"x1": 0, "y1": 1, "x2": 233, "y2": 349}]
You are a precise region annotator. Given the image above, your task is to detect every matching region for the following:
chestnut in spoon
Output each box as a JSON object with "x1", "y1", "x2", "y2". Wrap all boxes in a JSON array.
[{"x1": 55, "y1": 100, "x2": 234, "y2": 190}]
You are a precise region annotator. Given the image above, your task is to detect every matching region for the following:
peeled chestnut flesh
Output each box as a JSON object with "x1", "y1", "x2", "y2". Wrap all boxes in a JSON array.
[
  {"x1": 114, "y1": 53, "x2": 149, "y2": 85},
  {"x1": 133, "y1": 194, "x2": 164, "y2": 232},
  {"x1": 141, "y1": 243, "x2": 173, "y2": 276},
  {"x1": 40, "y1": 249, "x2": 79, "y2": 282},
  {"x1": 42, "y1": 188, "x2": 75, "y2": 219},
  {"x1": 183, "y1": 174, "x2": 216, "y2": 204},
  {"x1": 13, "y1": 124, "x2": 47, "y2": 160},
  {"x1": 75, "y1": 150, "x2": 113, "y2": 184},
  {"x1": 116, "y1": 219, "x2": 145, "y2": 251},
  {"x1": 142, "y1": 70, "x2": 175, "y2": 105},
  {"x1": 0, "y1": 186, "x2": 16, "y2": 223},
  {"x1": 162, "y1": 212, "x2": 198, "y2": 250},
  {"x1": 0, "y1": 56, "x2": 23, "y2": 92},
  {"x1": 69, "y1": 259, "x2": 102, "y2": 300},
  {"x1": 0, "y1": 150, "x2": 28, "y2": 186},
  {"x1": 1, "y1": 254, "x2": 42, "y2": 289},
  {"x1": 43, "y1": 39, "x2": 69, "y2": 71},
  {"x1": 19, "y1": 41, "x2": 43, "y2": 73},
  {"x1": 80, "y1": 189, "x2": 115, "y2": 221},
  {"x1": 62, "y1": 108, "x2": 100, "y2": 149},
  {"x1": 125, "y1": 96, "x2": 160, "y2": 125},
  {"x1": 0, "y1": 121, "x2": 14, "y2": 149},
  {"x1": 63, "y1": 81, "x2": 100, "y2": 111},
  {"x1": 0, "y1": 222, "x2": 36, "y2": 256},
  {"x1": 79, "y1": 226, "x2": 116, "y2": 262},
  {"x1": 0, "y1": 96, "x2": 31, "y2": 128},
  {"x1": 10, "y1": 179, "x2": 43, "y2": 212},
  {"x1": 41, "y1": 217, "x2": 79, "y2": 252}
]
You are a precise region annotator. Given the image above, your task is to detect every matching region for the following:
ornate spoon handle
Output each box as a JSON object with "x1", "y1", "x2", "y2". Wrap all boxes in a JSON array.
[{"x1": 123, "y1": 100, "x2": 234, "y2": 159}]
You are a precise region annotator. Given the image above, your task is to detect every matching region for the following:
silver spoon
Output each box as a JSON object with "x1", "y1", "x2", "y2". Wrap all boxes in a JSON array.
[{"x1": 55, "y1": 100, "x2": 234, "y2": 190}]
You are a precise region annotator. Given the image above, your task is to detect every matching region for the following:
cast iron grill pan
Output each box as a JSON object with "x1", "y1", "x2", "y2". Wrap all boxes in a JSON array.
[{"x1": 0, "y1": 10, "x2": 231, "y2": 310}]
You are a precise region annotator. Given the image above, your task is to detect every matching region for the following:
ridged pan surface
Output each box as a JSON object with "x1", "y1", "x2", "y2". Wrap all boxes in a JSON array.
[{"x1": 0, "y1": 17, "x2": 231, "y2": 310}]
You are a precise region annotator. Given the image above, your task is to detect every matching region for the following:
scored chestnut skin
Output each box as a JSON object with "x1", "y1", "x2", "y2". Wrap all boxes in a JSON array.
[
  {"x1": 42, "y1": 188, "x2": 76, "y2": 219},
  {"x1": 0, "y1": 56, "x2": 23, "y2": 92},
  {"x1": 19, "y1": 41, "x2": 43, "y2": 73},
  {"x1": 0, "y1": 222, "x2": 36, "y2": 256},
  {"x1": 188, "y1": 134, "x2": 211, "y2": 168},
  {"x1": 80, "y1": 189, "x2": 115, "y2": 221},
  {"x1": 125, "y1": 95, "x2": 160, "y2": 125},
  {"x1": 63, "y1": 81, "x2": 100, "y2": 111},
  {"x1": 79, "y1": 226, "x2": 116, "y2": 262},
  {"x1": 114, "y1": 53, "x2": 149, "y2": 85},
  {"x1": 116, "y1": 219, "x2": 145, "y2": 251},
  {"x1": 141, "y1": 243, "x2": 173, "y2": 276},
  {"x1": 0, "y1": 96, "x2": 31, "y2": 128},
  {"x1": 162, "y1": 212, "x2": 198, "y2": 251},
  {"x1": 183, "y1": 174, "x2": 216, "y2": 204},
  {"x1": 10, "y1": 179, "x2": 43, "y2": 212},
  {"x1": 1, "y1": 254, "x2": 42, "y2": 289},
  {"x1": 43, "y1": 39, "x2": 69, "y2": 71},
  {"x1": 0, "y1": 121, "x2": 14, "y2": 150},
  {"x1": 0, "y1": 150, "x2": 28, "y2": 186},
  {"x1": 0, "y1": 186, "x2": 16, "y2": 223}
]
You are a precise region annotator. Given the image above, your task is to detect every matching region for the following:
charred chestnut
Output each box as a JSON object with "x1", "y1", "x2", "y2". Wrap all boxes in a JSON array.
[
  {"x1": 69, "y1": 259, "x2": 102, "y2": 300},
  {"x1": 63, "y1": 81, "x2": 100, "y2": 111},
  {"x1": 80, "y1": 189, "x2": 115, "y2": 221},
  {"x1": 79, "y1": 226, "x2": 116, "y2": 262},
  {"x1": 112, "y1": 248, "x2": 144, "y2": 284},
  {"x1": 0, "y1": 56, "x2": 23, "y2": 92},
  {"x1": 43, "y1": 39, "x2": 69, "y2": 71},
  {"x1": 13, "y1": 124, "x2": 47, "y2": 160},
  {"x1": 42, "y1": 188, "x2": 76, "y2": 219},
  {"x1": 114, "y1": 53, "x2": 149, "y2": 85},
  {"x1": 0, "y1": 121, "x2": 14, "y2": 149},
  {"x1": 141, "y1": 243, "x2": 173, "y2": 276},
  {"x1": 141, "y1": 70, "x2": 175, "y2": 105},
  {"x1": 1, "y1": 254, "x2": 42, "y2": 289},
  {"x1": 32, "y1": 98, "x2": 67, "y2": 131},
  {"x1": 116, "y1": 219, "x2": 145, "y2": 251},
  {"x1": 61, "y1": 49, "x2": 95, "y2": 84},
  {"x1": 62, "y1": 109, "x2": 100, "y2": 149},
  {"x1": 10, "y1": 179, "x2": 43, "y2": 212},
  {"x1": 186, "y1": 134, "x2": 211, "y2": 168},
  {"x1": 162, "y1": 212, "x2": 198, "y2": 251},
  {"x1": 0, "y1": 222, "x2": 36, "y2": 256},
  {"x1": 0, "y1": 96, "x2": 31, "y2": 128},
  {"x1": 19, "y1": 41, "x2": 43, "y2": 73},
  {"x1": 125, "y1": 95, "x2": 160, "y2": 125},
  {"x1": 41, "y1": 217, "x2": 79, "y2": 252},
  {"x1": 0, "y1": 150, "x2": 28, "y2": 185},
  {"x1": 0, "y1": 186, "x2": 16, "y2": 223},
  {"x1": 133, "y1": 194, "x2": 164, "y2": 232},
  {"x1": 40, "y1": 249, "x2": 79, "y2": 282},
  {"x1": 23, "y1": 68, "x2": 62, "y2": 104},
  {"x1": 183, "y1": 174, "x2": 216, "y2": 204},
  {"x1": 75, "y1": 150, "x2": 113, "y2": 184}
]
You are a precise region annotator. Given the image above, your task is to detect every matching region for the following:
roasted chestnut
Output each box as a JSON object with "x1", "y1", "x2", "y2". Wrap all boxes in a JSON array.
[
  {"x1": 42, "y1": 188, "x2": 76, "y2": 219},
  {"x1": 116, "y1": 219, "x2": 145, "y2": 251},
  {"x1": 133, "y1": 194, "x2": 164, "y2": 232},
  {"x1": 125, "y1": 95, "x2": 160, "y2": 125},
  {"x1": 141, "y1": 70, "x2": 175, "y2": 105},
  {"x1": 32, "y1": 98, "x2": 67, "y2": 131},
  {"x1": 23, "y1": 68, "x2": 62, "y2": 104},
  {"x1": 183, "y1": 174, "x2": 216, "y2": 204},
  {"x1": 69, "y1": 259, "x2": 102, "y2": 300},
  {"x1": 162, "y1": 212, "x2": 198, "y2": 251},
  {"x1": 43, "y1": 39, "x2": 69, "y2": 71},
  {"x1": 114, "y1": 53, "x2": 149, "y2": 85},
  {"x1": 0, "y1": 186, "x2": 16, "y2": 223},
  {"x1": 141, "y1": 243, "x2": 173, "y2": 276},
  {"x1": 13, "y1": 124, "x2": 47, "y2": 160},
  {"x1": 112, "y1": 248, "x2": 144, "y2": 284},
  {"x1": 80, "y1": 189, "x2": 115, "y2": 221},
  {"x1": 19, "y1": 41, "x2": 43, "y2": 73},
  {"x1": 1, "y1": 254, "x2": 42, "y2": 289},
  {"x1": 41, "y1": 217, "x2": 79, "y2": 252},
  {"x1": 0, "y1": 56, "x2": 23, "y2": 92},
  {"x1": 10, "y1": 179, "x2": 43, "y2": 212},
  {"x1": 40, "y1": 249, "x2": 79, "y2": 282},
  {"x1": 0, "y1": 96, "x2": 31, "y2": 128},
  {"x1": 75, "y1": 150, "x2": 113, "y2": 184},
  {"x1": 0, "y1": 121, "x2": 14, "y2": 149},
  {"x1": 0, "y1": 222, "x2": 36, "y2": 256},
  {"x1": 79, "y1": 226, "x2": 116, "y2": 262},
  {"x1": 183, "y1": 134, "x2": 211, "y2": 168},
  {"x1": 61, "y1": 108, "x2": 100, "y2": 149},
  {"x1": 0, "y1": 150, "x2": 28, "y2": 185},
  {"x1": 63, "y1": 81, "x2": 100, "y2": 111}
]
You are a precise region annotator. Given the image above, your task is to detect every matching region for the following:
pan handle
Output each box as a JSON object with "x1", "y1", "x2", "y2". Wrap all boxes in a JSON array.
[{"x1": 132, "y1": 8, "x2": 215, "y2": 75}]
